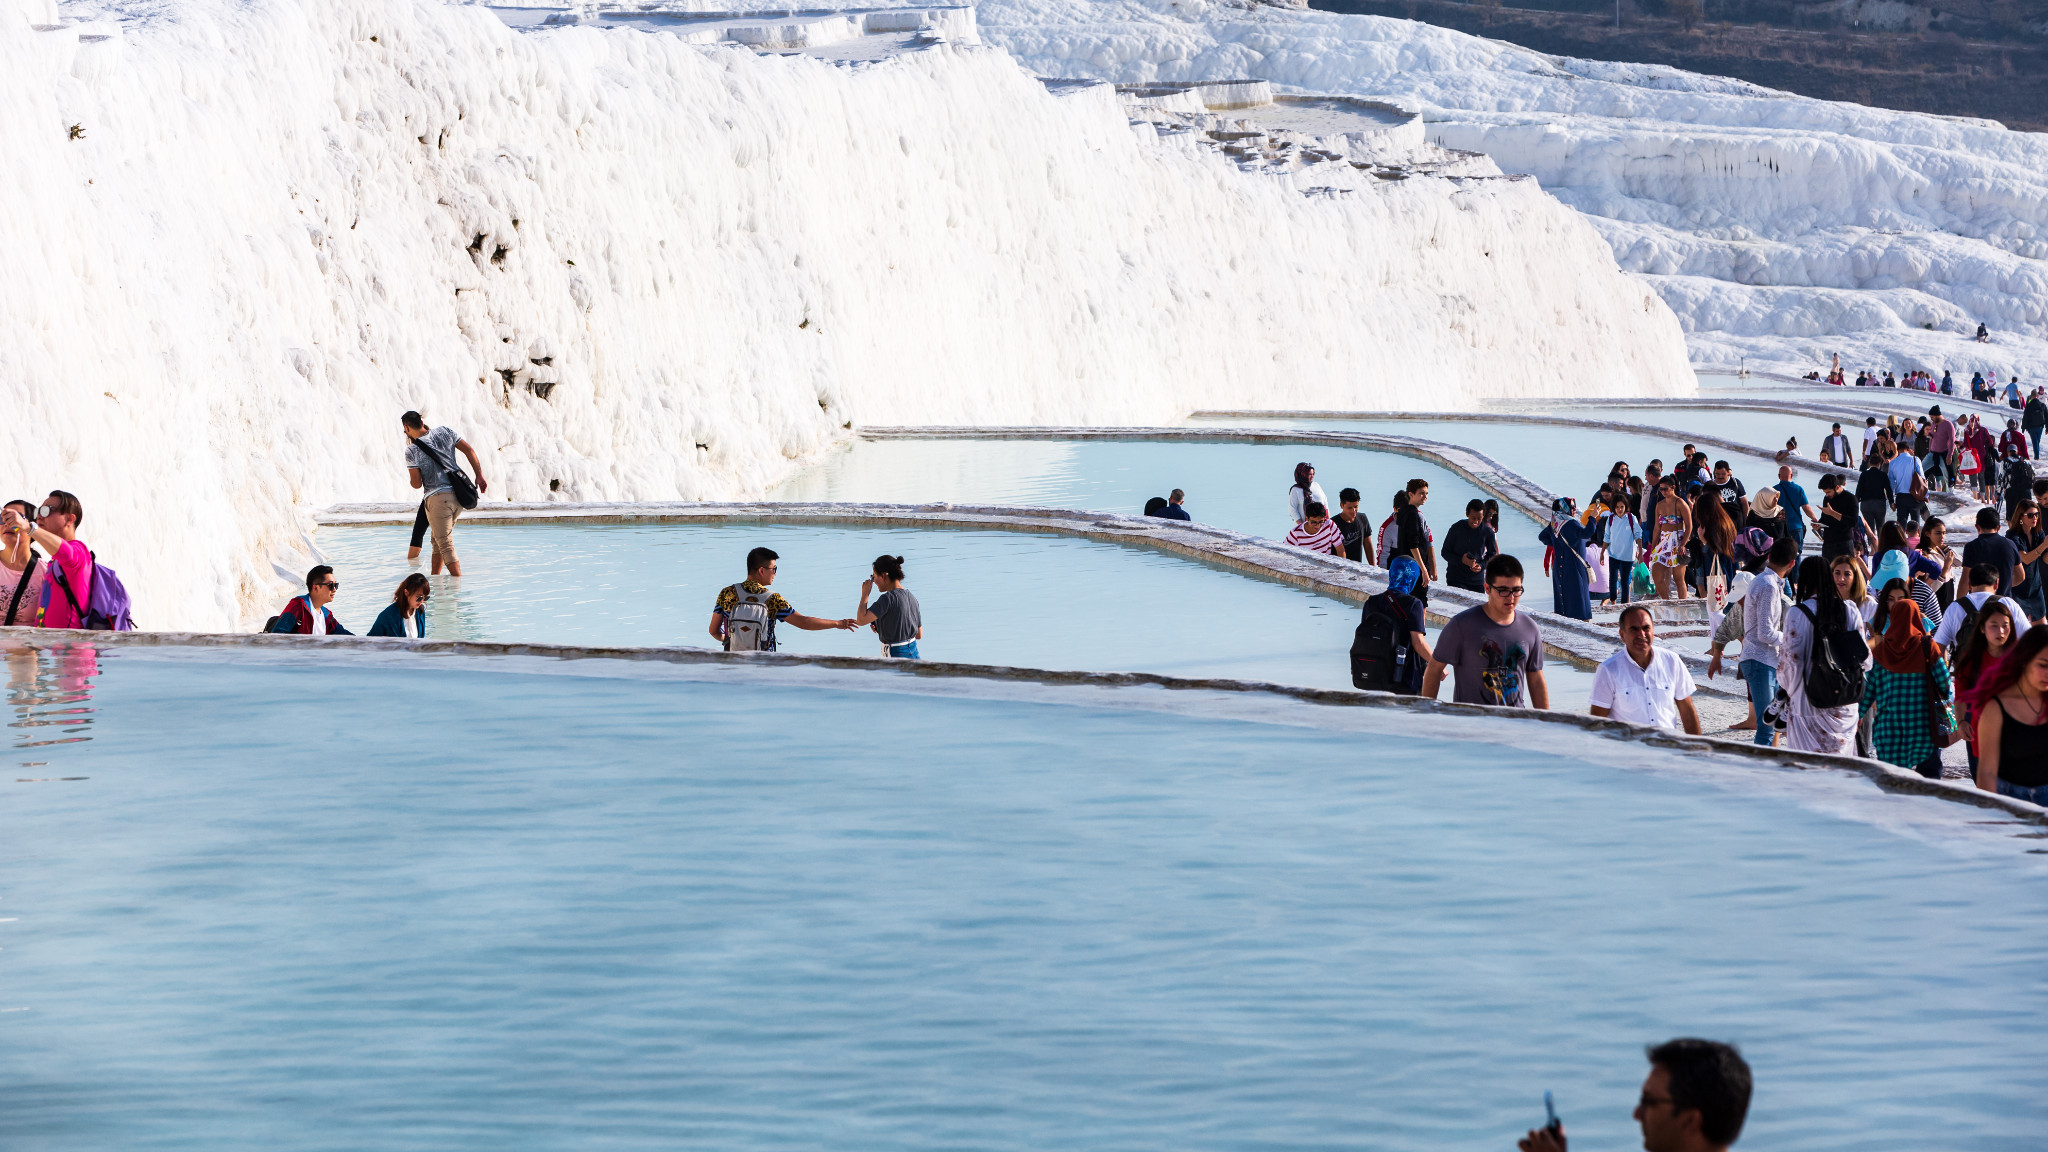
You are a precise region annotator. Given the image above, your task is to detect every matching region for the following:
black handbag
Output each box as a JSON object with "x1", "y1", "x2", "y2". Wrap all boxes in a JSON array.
[{"x1": 413, "y1": 432, "x2": 480, "y2": 510}]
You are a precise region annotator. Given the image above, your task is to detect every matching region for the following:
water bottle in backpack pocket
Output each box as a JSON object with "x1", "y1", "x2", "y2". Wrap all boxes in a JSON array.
[{"x1": 1350, "y1": 595, "x2": 1415, "y2": 694}]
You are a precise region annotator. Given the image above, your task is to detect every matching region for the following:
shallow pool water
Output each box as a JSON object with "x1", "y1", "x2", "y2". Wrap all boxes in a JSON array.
[
  {"x1": 771, "y1": 436, "x2": 1546, "y2": 562},
  {"x1": 2, "y1": 647, "x2": 2042, "y2": 1151},
  {"x1": 1512, "y1": 406, "x2": 1848, "y2": 463},
  {"x1": 1186, "y1": 416, "x2": 1815, "y2": 502},
  {"x1": 309, "y1": 522, "x2": 1600, "y2": 706}
]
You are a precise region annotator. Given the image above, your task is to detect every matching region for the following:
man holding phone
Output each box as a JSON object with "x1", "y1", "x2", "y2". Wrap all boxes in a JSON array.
[
  {"x1": 1440, "y1": 499, "x2": 1497, "y2": 593},
  {"x1": 1516, "y1": 1038, "x2": 1752, "y2": 1152}
]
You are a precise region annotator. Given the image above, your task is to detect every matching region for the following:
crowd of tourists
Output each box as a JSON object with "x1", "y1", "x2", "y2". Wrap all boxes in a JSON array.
[
  {"x1": 1279, "y1": 460, "x2": 1504, "y2": 600},
  {"x1": 1566, "y1": 406, "x2": 2047, "y2": 803},
  {"x1": 1313, "y1": 400, "x2": 2048, "y2": 805}
]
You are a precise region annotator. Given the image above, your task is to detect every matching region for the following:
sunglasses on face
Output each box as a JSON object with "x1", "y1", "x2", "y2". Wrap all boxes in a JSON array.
[{"x1": 316, "y1": 581, "x2": 339, "y2": 590}]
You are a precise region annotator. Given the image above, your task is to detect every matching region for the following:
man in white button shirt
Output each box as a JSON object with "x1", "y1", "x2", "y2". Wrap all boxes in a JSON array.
[{"x1": 1589, "y1": 604, "x2": 1702, "y2": 734}]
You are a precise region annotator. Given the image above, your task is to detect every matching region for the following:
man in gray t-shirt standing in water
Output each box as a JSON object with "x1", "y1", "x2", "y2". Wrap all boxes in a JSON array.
[
  {"x1": 402, "y1": 411, "x2": 488, "y2": 577},
  {"x1": 1419, "y1": 553, "x2": 1548, "y2": 709}
]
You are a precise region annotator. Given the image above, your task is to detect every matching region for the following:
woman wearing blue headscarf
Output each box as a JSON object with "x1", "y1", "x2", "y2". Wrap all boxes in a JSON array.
[{"x1": 1351, "y1": 557, "x2": 1433, "y2": 695}]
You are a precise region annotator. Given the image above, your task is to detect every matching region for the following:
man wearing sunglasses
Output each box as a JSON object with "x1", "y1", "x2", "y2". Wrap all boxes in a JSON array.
[
  {"x1": 1420, "y1": 554, "x2": 1548, "y2": 709},
  {"x1": 1517, "y1": 1037, "x2": 1751, "y2": 1152},
  {"x1": 267, "y1": 565, "x2": 353, "y2": 636},
  {"x1": 23, "y1": 491, "x2": 93, "y2": 630}
]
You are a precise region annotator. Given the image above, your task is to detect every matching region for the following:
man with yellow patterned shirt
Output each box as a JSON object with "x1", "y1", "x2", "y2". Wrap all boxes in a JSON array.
[{"x1": 708, "y1": 546, "x2": 856, "y2": 652}]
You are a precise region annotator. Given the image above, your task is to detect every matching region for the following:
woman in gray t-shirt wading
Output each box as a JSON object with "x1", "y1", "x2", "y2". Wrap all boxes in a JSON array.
[{"x1": 855, "y1": 554, "x2": 923, "y2": 659}]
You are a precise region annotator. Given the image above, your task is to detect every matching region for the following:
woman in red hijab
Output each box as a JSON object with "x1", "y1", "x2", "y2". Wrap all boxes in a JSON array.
[{"x1": 1859, "y1": 598, "x2": 1955, "y2": 778}]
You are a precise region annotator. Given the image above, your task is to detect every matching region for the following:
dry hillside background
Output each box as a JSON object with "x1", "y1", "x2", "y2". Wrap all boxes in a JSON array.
[{"x1": 1313, "y1": 0, "x2": 2048, "y2": 130}]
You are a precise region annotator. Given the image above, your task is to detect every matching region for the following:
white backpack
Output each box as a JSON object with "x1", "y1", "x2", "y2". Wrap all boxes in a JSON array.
[{"x1": 723, "y1": 583, "x2": 776, "y2": 652}]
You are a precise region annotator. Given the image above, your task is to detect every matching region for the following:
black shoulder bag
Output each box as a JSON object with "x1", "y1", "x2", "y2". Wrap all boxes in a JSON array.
[
  {"x1": 5, "y1": 554, "x2": 38, "y2": 626},
  {"x1": 413, "y1": 433, "x2": 480, "y2": 510}
]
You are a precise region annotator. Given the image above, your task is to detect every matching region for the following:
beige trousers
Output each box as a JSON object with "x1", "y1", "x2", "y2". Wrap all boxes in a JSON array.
[{"x1": 425, "y1": 489, "x2": 463, "y2": 565}]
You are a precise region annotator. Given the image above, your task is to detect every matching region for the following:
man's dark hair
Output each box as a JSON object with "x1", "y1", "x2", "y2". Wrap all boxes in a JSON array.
[
  {"x1": 305, "y1": 564, "x2": 335, "y2": 591},
  {"x1": 2033, "y1": 478, "x2": 2048, "y2": 500},
  {"x1": 1819, "y1": 475, "x2": 1838, "y2": 491},
  {"x1": 1767, "y1": 537, "x2": 1799, "y2": 567},
  {"x1": 1647, "y1": 1038, "x2": 1752, "y2": 1147},
  {"x1": 1304, "y1": 501, "x2": 1327, "y2": 519},
  {"x1": 1714, "y1": 460, "x2": 1731, "y2": 471},
  {"x1": 746, "y1": 547, "x2": 779, "y2": 575},
  {"x1": 43, "y1": 490, "x2": 82, "y2": 526},
  {"x1": 1466, "y1": 498, "x2": 1486, "y2": 514},
  {"x1": 1484, "y1": 554, "x2": 1523, "y2": 582},
  {"x1": 1977, "y1": 507, "x2": 2002, "y2": 531},
  {"x1": 1338, "y1": 487, "x2": 1360, "y2": 504},
  {"x1": 1404, "y1": 478, "x2": 1428, "y2": 494},
  {"x1": 401, "y1": 411, "x2": 427, "y2": 430},
  {"x1": 1970, "y1": 563, "x2": 1999, "y2": 589},
  {"x1": 1617, "y1": 603, "x2": 1654, "y2": 629}
]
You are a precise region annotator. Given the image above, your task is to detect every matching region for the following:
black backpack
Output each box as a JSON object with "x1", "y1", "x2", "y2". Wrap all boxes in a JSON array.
[
  {"x1": 1948, "y1": 596, "x2": 1984, "y2": 662},
  {"x1": 1351, "y1": 593, "x2": 1417, "y2": 693},
  {"x1": 1798, "y1": 603, "x2": 1869, "y2": 709}
]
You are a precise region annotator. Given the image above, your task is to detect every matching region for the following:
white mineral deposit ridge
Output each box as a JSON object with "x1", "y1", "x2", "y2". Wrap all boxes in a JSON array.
[
  {"x1": 4, "y1": 0, "x2": 1688, "y2": 632},
  {"x1": 973, "y1": 0, "x2": 2048, "y2": 383}
]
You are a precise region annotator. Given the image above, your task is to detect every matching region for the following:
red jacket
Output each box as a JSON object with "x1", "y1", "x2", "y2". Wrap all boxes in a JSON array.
[{"x1": 268, "y1": 596, "x2": 352, "y2": 635}]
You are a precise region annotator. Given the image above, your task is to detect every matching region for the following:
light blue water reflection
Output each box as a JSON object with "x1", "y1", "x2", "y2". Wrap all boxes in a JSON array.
[
  {"x1": 1, "y1": 648, "x2": 2042, "y2": 1150},
  {"x1": 770, "y1": 437, "x2": 1548, "y2": 567},
  {"x1": 310, "y1": 522, "x2": 1601, "y2": 706}
]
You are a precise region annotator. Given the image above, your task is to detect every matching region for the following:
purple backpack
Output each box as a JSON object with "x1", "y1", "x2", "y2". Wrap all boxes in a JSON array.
[{"x1": 44, "y1": 551, "x2": 136, "y2": 631}]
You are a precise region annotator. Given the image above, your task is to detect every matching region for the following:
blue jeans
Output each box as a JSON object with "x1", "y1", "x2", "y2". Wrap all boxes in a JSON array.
[
  {"x1": 1739, "y1": 659, "x2": 1778, "y2": 746},
  {"x1": 1995, "y1": 779, "x2": 2048, "y2": 806},
  {"x1": 2031, "y1": 428, "x2": 2042, "y2": 458},
  {"x1": 883, "y1": 640, "x2": 920, "y2": 659}
]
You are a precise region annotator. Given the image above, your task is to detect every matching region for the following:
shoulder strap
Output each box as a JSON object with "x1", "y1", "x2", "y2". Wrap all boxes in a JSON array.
[
  {"x1": 48, "y1": 555, "x2": 86, "y2": 620},
  {"x1": 411, "y1": 431, "x2": 463, "y2": 475},
  {"x1": 5, "y1": 555, "x2": 37, "y2": 626}
]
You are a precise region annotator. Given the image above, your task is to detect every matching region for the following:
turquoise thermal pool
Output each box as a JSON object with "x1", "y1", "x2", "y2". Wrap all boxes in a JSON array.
[
  {"x1": 1508, "y1": 406, "x2": 1853, "y2": 461},
  {"x1": 1, "y1": 645, "x2": 2042, "y2": 1151},
  {"x1": 1188, "y1": 416, "x2": 1823, "y2": 497},
  {"x1": 772, "y1": 436, "x2": 1547, "y2": 560},
  {"x1": 309, "y1": 522, "x2": 1603, "y2": 706}
]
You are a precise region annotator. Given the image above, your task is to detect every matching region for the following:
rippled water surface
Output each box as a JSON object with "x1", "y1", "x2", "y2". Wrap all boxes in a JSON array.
[
  {"x1": 310, "y1": 522, "x2": 1601, "y2": 706},
  {"x1": 2, "y1": 647, "x2": 2042, "y2": 1150}
]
